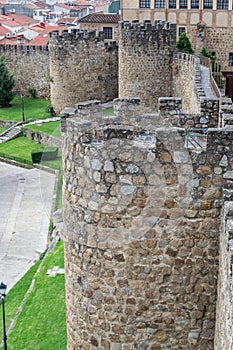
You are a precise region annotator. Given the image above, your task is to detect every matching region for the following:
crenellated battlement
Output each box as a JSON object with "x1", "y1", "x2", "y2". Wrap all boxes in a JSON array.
[
  {"x1": 119, "y1": 20, "x2": 176, "y2": 48},
  {"x1": 49, "y1": 28, "x2": 117, "y2": 51},
  {"x1": 0, "y1": 44, "x2": 48, "y2": 54},
  {"x1": 120, "y1": 19, "x2": 176, "y2": 32}
]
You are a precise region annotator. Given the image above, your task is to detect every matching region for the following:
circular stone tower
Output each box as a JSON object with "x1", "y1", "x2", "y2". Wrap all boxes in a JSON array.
[
  {"x1": 118, "y1": 20, "x2": 176, "y2": 111},
  {"x1": 62, "y1": 99, "x2": 219, "y2": 350}
]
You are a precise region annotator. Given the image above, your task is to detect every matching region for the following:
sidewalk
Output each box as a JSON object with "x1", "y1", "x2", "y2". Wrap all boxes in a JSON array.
[{"x1": 0, "y1": 162, "x2": 56, "y2": 291}]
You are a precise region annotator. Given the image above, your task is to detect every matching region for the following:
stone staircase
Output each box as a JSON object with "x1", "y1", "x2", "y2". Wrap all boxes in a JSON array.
[{"x1": 0, "y1": 123, "x2": 23, "y2": 144}]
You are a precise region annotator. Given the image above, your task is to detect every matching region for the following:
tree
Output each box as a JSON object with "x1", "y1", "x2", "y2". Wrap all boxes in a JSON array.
[
  {"x1": 0, "y1": 55, "x2": 15, "y2": 107},
  {"x1": 200, "y1": 47, "x2": 216, "y2": 61},
  {"x1": 176, "y1": 32, "x2": 194, "y2": 54}
]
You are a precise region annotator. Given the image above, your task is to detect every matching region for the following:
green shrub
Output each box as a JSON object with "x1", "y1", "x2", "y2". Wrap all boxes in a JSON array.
[
  {"x1": 31, "y1": 147, "x2": 58, "y2": 163},
  {"x1": 176, "y1": 32, "x2": 194, "y2": 54},
  {"x1": 200, "y1": 47, "x2": 216, "y2": 61},
  {"x1": 27, "y1": 87, "x2": 37, "y2": 98}
]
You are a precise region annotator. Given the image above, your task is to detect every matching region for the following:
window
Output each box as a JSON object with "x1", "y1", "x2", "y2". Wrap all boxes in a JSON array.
[
  {"x1": 229, "y1": 52, "x2": 233, "y2": 66},
  {"x1": 154, "y1": 0, "x2": 165, "y2": 7},
  {"x1": 217, "y1": 0, "x2": 228, "y2": 9},
  {"x1": 178, "y1": 27, "x2": 186, "y2": 36},
  {"x1": 203, "y1": 0, "x2": 213, "y2": 8},
  {"x1": 103, "y1": 27, "x2": 112, "y2": 40},
  {"x1": 191, "y1": 0, "x2": 199, "y2": 8},
  {"x1": 180, "y1": 0, "x2": 188, "y2": 8},
  {"x1": 169, "y1": 0, "x2": 176, "y2": 8},
  {"x1": 139, "y1": 0, "x2": 150, "y2": 8}
]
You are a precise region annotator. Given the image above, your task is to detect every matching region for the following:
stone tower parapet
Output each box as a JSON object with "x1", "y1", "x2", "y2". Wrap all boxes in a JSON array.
[
  {"x1": 61, "y1": 98, "x2": 232, "y2": 349},
  {"x1": 49, "y1": 29, "x2": 118, "y2": 114},
  {"x1": 118, "y1": 20, "x2": 176, "y2": 111}
]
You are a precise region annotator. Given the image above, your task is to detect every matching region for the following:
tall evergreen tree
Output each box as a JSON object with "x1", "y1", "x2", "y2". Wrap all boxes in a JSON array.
[
  {"x1": 176, "y1": 32, "x2": 194, "y2": 54},
  {"x1": 0, "y1": 55, "x2": 15, "y2": 107}
]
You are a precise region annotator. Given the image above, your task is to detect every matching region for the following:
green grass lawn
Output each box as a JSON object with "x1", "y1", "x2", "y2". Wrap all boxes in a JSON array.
[
  {"x1": 2, "y1": 241, "x2": 66, "y2": 350},
  {"x1": 0, "y1": 127, "x2": 6, "y2": 134},
  {"x1": 24, "y1": 121, "x2": 61, "y2": 139},
  {"x1": 0, "y1": 96, "x2": 52, "y2": 122},
  {"x1": 0, "y1": 136, "x2": 44, "y2": 161}
]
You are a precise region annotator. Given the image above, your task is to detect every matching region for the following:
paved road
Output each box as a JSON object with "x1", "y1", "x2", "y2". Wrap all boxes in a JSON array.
[
  {"x1": 0, "y1": 162, "x2": 56, "y2": 291},
  {"x1": 200, "y1": 65, "x2": 216, "y2": 98}
]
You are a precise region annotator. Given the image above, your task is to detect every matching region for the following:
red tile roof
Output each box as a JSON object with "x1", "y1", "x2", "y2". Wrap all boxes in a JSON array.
[
  {"x1": 0, "y1": 25, "x2": 12, "y2": 36},
  {"x1": 0, "y1": 14, "x2": 38, "y2": 27},
  {"x1": 78, "y1": 13, "x2": 120, "y2": 23},
  {"x1": 27, "y1": 25, "x2": 67, "y2": 46}
]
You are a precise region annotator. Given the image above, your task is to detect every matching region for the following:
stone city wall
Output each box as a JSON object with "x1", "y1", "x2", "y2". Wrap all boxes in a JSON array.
[
  {"x1": 118, "y1": 20, "x2": 176, "y2": 111},
  {"x1": 61, "y1": 98, "x2": 230, "y2": 350},
  {"x1": 49, "y1": 30, "x2": 118, "y2": 115},
  {"x1": 0, "y1": 45, "x2": 50, "y2": 99},
  {"x1": 172, "y1": 52, "x2": 203, "y2": 115}
]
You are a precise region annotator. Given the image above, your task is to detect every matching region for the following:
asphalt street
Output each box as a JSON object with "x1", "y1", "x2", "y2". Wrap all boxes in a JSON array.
[{"x1": 0, "y1": 162, "x2": 56, "y2": 291}]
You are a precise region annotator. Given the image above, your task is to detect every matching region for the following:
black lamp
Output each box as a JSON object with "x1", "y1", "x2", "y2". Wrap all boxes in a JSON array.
[{"x1": 0, "y1": 282, "x2": 7, "y2": 350}]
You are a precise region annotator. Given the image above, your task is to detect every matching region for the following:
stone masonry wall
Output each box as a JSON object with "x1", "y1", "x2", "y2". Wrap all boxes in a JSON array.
[
  {"x1": 118, "y1": 20, "x2": 176, "y2": 111},
  {"x1": 61, "y1": 99, "x2": 230, "y2": 350},
  {"x1": 49, "y1": 30, "x2": 118, "y2": 115},
  {"x1": 0, "y1": 45, "x2": 50, "y2": 98},
  {"x1": 172, "y1": 52, "x2": 203, "y2": 115},
  {"x1": 199, "y1": 27, "x2": 233, "y2": 72},
  {"x1": 214, "y1": 201, "x2": 233, "y2": 350},
  {"x1": 158, "y1": 97, "x2": 220, "y2": 129}
]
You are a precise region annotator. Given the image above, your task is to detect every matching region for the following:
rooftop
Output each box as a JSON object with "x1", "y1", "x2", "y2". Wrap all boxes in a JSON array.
[{"x1": 78, "y1": 13, "x2": 120, "y2": 23}]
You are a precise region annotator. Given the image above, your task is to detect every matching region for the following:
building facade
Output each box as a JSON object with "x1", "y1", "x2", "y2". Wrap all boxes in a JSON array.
[
  {"x1": 120, "y1": 0, "x2": 233, "y2": 71},
  {"x1": 78, "y1": 13, "x2": 120, "y2": 42}
]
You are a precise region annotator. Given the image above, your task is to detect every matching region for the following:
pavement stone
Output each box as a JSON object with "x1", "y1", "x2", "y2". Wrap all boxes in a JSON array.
[{"x1": 0, "y1": 162, "x2": 56, "y2": 291}]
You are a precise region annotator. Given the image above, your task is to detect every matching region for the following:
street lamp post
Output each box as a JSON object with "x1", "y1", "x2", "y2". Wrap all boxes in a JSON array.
[
  {"x1": 0, "y1": 282, "x2": 7, "y2": 350},
  {"x1": 20, "y1": 94, "x2": 25, "y2": 123}
]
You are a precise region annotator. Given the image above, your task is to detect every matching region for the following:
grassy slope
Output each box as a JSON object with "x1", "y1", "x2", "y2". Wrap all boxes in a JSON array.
[
  {"x1": 0, "y1": 96, "x2": 51, "y2": 122},
  {"x1": 0, "y1": 136, "x2": 45, "y2": 161},
  {"x1": 24, "y1": 121, "x2": 61, "y2": 139},
  {"x1": 5, "y1": 241, "x2": 66, "y2": 350}
]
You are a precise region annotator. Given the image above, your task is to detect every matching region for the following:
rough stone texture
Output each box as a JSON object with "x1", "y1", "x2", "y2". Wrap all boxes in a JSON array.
[
  {"x1": 198, "y1": 27, "x2": 233, "y2": 72},
  {"x1": 214, "y1": 202, "x2": 233, "y2": 350},
  {"x1": 0, "y1": 44, "x2": 50, "y2": 99},
  {"x1": 49, "y1": 30, "x2": 118, "y2": 114},
  {"x1": 61, "y1": 98, "x2": 232, "y2": 350},
  {"x1": 118, "y1": 20, "x2": 176, "y2": 111},
  {"x1": 23, "y1": 128, "x2": 62, "y2": 150},
  {"x1": 173, "y1": 52, "x2": 203, "y2": 115},
  {"x1": 158, "y1": 97, "x2": 219, "y2": 130}
]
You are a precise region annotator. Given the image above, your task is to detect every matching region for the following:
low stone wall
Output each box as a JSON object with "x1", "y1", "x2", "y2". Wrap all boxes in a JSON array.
[
  {"x1": 158, "y1": 97, "x2": 220, "y2": 129},
  {"x1": 23, "y1": 128, "x2": 61, "y2": 150},
  {"x1": 0, "y1": 120, "x2": 17, "y2": 128}
]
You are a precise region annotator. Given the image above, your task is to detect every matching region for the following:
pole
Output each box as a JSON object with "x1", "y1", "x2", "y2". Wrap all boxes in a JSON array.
[
  {"x1": 21, "y1": 94, "x2": 25, "y2": 123},
  {"x1": 1, "y1": 296, "x2": 7, "y2": 350}
]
